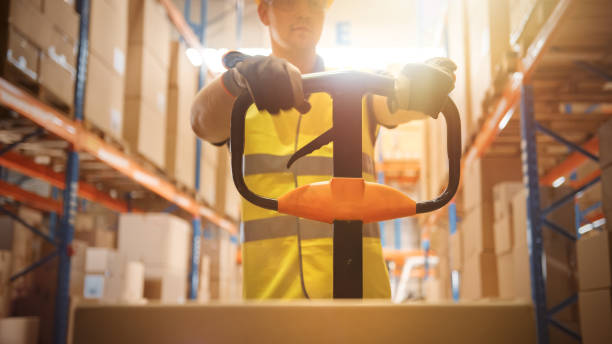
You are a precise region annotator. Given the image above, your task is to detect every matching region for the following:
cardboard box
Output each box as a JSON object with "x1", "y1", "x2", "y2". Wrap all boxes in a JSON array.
[
  {"x1": 7, "y1": 0, "x2": 54, "y2": 49},
  {"x1": 45, "y1": 27, "x2": 77, "y2": 70},
  {"x1": 512, "y1": 243, "x2": 531, "y2": 301},
  {"x1": 578, "y1": 288, "x2": 612, "y2": 344},
  {"x1": 466, "y1": 0, "x2": 510, "y2": 122},
  {"x1": 224, "y1": 173, "x2": 241, "y2": 220},
  {"x1": 461, "y1": 252, "x2": 498, "y2": 300},
  {"x1": 462, "y1": 156, "x2": 523, "y2": 213},
  {"x1": 73, "y1": 302, "x2": 537, "y2": 344},
  {"x1": 199, "y1": 141, "x2": 221, "y2": 206},
  {"x1": 165, "y1": 87, "x2": 196, "y2": 188},
  {"x1": 493, "y1": 182, "x2": 524, "y2": 221},
  {"x1": 43, "y1": 0, "x2": 80, "y2": 43},
  {"x1": 494, "y1": 214, "x2": 513, "y2": 255},
  {"x1": 89, "y1": 0, "x2": 128, "y2": 76},
  {"x1": 497, "y1": 252, "x2": 514, "y2": 299},
  {"x1": 168, "y1": 41, "x2": 198, "y2": 88},
  {"x1": 125, "y1": 44, "x2": 168, "y2": 111},
  {"x1": 601, "y1": 119, "x2": 612, "y2": 170},
  {"x1": 128, "y1": 0, "x2": 171, "y2": 67},
  {"x1": 118, "y1": 213, "x2": 191, "y2": 273},
  {"x1": 39, "y1": 53, "x2": 75, "y2": 106},
  {"x1": 0, "y1": 317, "x2": 39, "y2": 344},
  {"x1": 450, "y1": 231, "x2": 463, "y2": 270},
  {"x1": 122, "y1": 261, "x2": 145, "y2": 303},
  {"x1": 123, "y1": 97, "x2": 166, "y2": 167},
  {"x1": 3, "y1": 27, "x2": 40, "y2": 82},
  {"x1": 85, "y1": 248, "x2": 126, "y2": 275},
  {"x1": 577, "y1": 230, "x2": 612, "y2": 291},
  {"x1": 74, "y1": 229, "x2": 116, "y2": 249},
  {"x1": 143, "y1": 267, "x2": 187, "y2": 304},
  {"x1": 462, "y1": 204, "x2": 495, "y2": 260}
]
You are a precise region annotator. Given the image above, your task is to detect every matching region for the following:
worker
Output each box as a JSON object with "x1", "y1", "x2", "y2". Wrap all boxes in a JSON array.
[{"x1": 191, "y1": 0, "x2": 456, "y2": 299}]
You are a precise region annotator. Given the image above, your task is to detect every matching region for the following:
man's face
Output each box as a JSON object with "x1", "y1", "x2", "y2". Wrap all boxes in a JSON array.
[{"x1": 259, "y1": 0, "x2": 326, "y2": 51}]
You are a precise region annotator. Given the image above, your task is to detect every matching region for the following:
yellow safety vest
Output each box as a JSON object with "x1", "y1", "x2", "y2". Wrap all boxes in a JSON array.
[{"x1": 241, "y1": 89, "x2": 391, "y2": 299}]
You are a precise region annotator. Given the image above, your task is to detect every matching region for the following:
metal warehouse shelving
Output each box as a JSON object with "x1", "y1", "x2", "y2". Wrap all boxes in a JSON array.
[
  {"x1": 434, "y1": 0, "x2": 611, "y2": 343},
  {"x1": 0, "y1": 1, "x2": 234, "y2": 343}
]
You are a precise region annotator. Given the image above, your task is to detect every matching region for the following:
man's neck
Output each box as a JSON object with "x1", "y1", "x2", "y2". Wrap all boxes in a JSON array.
[{"x1": 271, "y1": 42, "x2": 317, "y2": 74}]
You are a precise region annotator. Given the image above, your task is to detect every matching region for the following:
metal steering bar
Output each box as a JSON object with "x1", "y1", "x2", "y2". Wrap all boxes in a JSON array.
[{"x1": 230, "y1": 71, "x2": 461, "y2": 220}]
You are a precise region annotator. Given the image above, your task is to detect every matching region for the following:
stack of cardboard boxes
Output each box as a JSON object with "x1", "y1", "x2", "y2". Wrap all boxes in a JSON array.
[
  {"x1": 85, "y1": 0, "x2": 128, "y2": 139},
  {"x1": 429, "y1": 226, "x2": 451, "y2": 300},
  {"x1": 124, "y1": 0, "x2": 171, "y2": 168},
  {"x1": 576, "y1": 119, "x2": 612, "y2": 344},
  {"x1": 201, "y1": 226, "x2": 242, "y2": 301},
  {"x1": 492, "y1": 182, "x2": 524, "y2": 299},
  {"x1": 118, "y1": 213, "x2": 190, "y2": 303},
  {"x1": 1, "y1": 0, "x2": 79, "y2": 111},
  {"x1": 83, "y1": 248, "x2": 145, "y2": 304},
  {"x1": 165, "y1": 41, "x2": 198, "y2": 189},
  {"x1": 466, "y1": 0, "x2": 510, "y2": 123},
  {"x1": 460, "y1": 156, "x2": 523, "y2": 300}
]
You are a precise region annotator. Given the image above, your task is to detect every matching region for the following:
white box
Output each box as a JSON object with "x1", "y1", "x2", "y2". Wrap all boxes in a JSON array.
[{"x1": 118, "y1": 213, "x2": 190, "y2": 273}]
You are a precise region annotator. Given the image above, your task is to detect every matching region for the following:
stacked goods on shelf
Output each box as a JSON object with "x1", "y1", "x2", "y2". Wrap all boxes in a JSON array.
[
  {"x1": 197, "y1": 254, "x2": 211, "y2": 302},
  {"x1": 124, "y1": 0, "x2": 171, "y2": 168},
  {"x1": 577, "y1": 229, "x2": 612, "y2": 344},
  {"x1": 83, "y1": 248, "x2": 145, "y2": 304},
  {"x1": 421, "y1": 117, "x2": 448, "y2": 201},
  {"x1": 429, "y1": 226, "x2": 451, "y2": 300},
  {"x1": 492, "y1": 182, "x2": 524, "y2": 299},
  {"x1": 1, "y1": 0, "x2": 79, "y2": 112},
  {"x1": 199, "y1": 140, "x2": 221, "y2": 207},
  {"x1": 460, "y1": 156, "x2": 523, "y2": 300},
  {"x1": 445, "y1": 0, "x2": 472, "y2": 150},
  {"x1": 85, "y1": 0, "x2": 128, "y2": 138},
  {"x1": 0, "y1": 316, "x2": 39, "y2": 344},
  {"x1": 601, "y1": 120, "x2": 612, "y2": 222},
  {"x1": 73, "y1": 202, "x2": 118, "y2": 248},
  {"x1": 466, "y1": 0, "x2": 510, "y2": 124},
  {"x1": 576, "y1": 119, "x2": 612, "y2": 344},
  {"x1": 574, "y1": 159, "x2": 603, "y2": 222},
  {"x1": 165, "y1": 41, "x2": 198, "y2": 189},
  {"x1": 200, "y1": 144, "x2": 241, "y2": 220},
  {"x1": 512, "y1": 187, "x2": 580, "y2": 341},
  {"x1": 201, "y1": 227, "x2": 242, "y2": 300},
  {"x1": 118, "y1": 213, "x2": 189, "y2": 303}
]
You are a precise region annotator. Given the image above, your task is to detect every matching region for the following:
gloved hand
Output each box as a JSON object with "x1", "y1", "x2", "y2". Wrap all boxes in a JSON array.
[
  {"x1": 222, "y1": 55, "x2": 311, "y2": 115},
  {"x1": 389, "y1": 57, "x2": 457, "y2": 119}
]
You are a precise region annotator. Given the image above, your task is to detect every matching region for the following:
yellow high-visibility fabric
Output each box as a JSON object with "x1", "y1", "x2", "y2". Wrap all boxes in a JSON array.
[{"x1": 241, "y1": 92, "x2": 391, "y2": 299}]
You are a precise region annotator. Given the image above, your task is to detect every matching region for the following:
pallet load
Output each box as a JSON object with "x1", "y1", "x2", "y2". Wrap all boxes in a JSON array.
[
  {"x1": 118, "y1": 213, "x2": 190, "y2": 303},
  {"x1": 576, "y1": 119, "x2": 612, "y2": 344},
  {"x1": 460, "y1": 156, "x2": 523, "y2": 300},
  {"x1": 165, "y1": 41, "x2": 198, "y2": 189},
  {"x1": 1, "y1": 0, "x2": 79, "y2": 113},
  {"x1": 124, "y1": 0, "x2": 171, "y2": 168},
  {"x1": 0, "y1": 250, "x2": 11, "y2": 318},
  {"x1": 429, "y1": 226, "x2": 451, "y2": 301},
  {"x1": 85, "y1": 0, "x2": 128, "y2": 140}
]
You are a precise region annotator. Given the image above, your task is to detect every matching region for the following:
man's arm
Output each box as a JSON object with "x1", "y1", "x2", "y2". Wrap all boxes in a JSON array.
[{"x1": 190, "y1": 76, "x2": 235, "y2": 145}]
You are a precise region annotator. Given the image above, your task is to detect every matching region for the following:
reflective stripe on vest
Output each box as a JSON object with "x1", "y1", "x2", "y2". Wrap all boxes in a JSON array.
[
  {"x1": 243, "y1": 216, "x2": 380, "y2": 242},
  {"x1": 244, "y1": 153, "x2": 375, "y2": 176}
]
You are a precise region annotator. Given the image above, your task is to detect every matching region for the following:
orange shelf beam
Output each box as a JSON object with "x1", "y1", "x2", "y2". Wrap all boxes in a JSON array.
[
  {"x1": 540, "y1": 138, "x2": 600, "y2": 186},
  {"x1": 0, "y1": 150, "x2": 129, "y2": 213},
  {"x1": 0, "y1": 180, "x2": 63, "y2": 214},
  {"x1": 0, "y1": 78, "x2": 237, "y2": 234}
]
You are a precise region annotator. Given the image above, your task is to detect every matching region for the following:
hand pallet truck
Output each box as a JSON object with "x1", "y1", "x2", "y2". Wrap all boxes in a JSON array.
[{"x1": 229, "y1": 60, "x2": 461, "y2": 298}]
